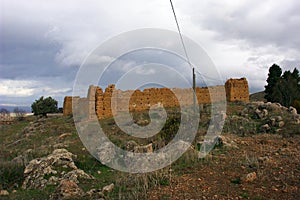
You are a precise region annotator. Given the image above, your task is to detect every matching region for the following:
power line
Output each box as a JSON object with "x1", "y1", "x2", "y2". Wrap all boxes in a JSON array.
[
  {"x1": 169, "y1": 0, "x2": 193, "y2": 70},
  {"x1": 195, "y1": 71, "x2": 224, "y2": 83},
  {"x1": 169, "y1": 1, "x2": 223, "y2": 87},
  {"x1": 169, "y1": 0, "x2": 197, "y2": 112}
]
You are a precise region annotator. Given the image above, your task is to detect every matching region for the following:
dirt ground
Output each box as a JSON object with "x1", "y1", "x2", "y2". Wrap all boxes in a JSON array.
[{"x1": 148, "y1": 134, "x2": 300, "y2": 200}]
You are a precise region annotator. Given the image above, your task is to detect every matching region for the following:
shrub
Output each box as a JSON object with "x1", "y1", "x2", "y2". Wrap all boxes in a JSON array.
[
  {"x1": 292, "y1": 100, "x2": 300, "y2": 114},
  {"x1": 14, "y1": 107, "x2": 26, "y2": 121}
]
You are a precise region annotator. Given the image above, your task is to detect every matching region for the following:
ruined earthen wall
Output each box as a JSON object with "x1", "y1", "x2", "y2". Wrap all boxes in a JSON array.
[
  {"x1": 63, "y1": 96, "x2": 80, "y2": 116},
  {"x1": 225, "y1": 78, "x2": 249, "y2": 102},
  {"x1": 63, "y1": 78, "x2": 249, "y2": 119},
  {"x1": 63, "y1": 97, "x2": 72, "y2": 116}
]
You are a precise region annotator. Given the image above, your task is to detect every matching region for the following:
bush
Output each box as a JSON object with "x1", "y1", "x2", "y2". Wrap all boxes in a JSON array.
[
  {"x1": 292, "y1": 100, "x2": 300, "y2": 114},
  {"x1": 0, "y1": 161, "x2": 25, "y2": 190},
  {"x1": 160, "y1": 115, "x2": 180, "y2": 144},
  {"x1": 14, "y1": 107, "x2": 26, "y2": 121}
]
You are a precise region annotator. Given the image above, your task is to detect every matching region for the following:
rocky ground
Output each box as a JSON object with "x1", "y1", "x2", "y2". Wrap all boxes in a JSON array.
[
  {"x1": 148, "y1": 133, "x2": 300, "y2": 200},
  {"x1": 0, "y1": 101, "x2": 299, "y2": 199}
]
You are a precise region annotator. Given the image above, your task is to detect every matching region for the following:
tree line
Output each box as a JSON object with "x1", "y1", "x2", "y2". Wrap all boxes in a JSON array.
[{"x1": 265, "y1": 64, "x2": 300, "y2": 112}]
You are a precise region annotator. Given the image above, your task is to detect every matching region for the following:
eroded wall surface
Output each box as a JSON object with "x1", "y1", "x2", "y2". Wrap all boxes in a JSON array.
[
  {"x1": 225, "y1": 78, "x2": 249, "y2": 102},
  {"x1": 63, "y1": 78, "x2": 250, "y2": 119}
]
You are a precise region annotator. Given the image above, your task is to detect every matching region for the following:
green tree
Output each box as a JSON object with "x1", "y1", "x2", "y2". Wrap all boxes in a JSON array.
[
  {"x1": 265, "y1": 64, "x2": 282, "y2": 101},
  {"x1": 265, "y1": 64, "x2": 300, "y2": 112},
  {"x1": 291, "y1": 68, "x2": 300, "y2": 83},
  {"x1": 31, "y1": 96, "x2": 58, "y2": 117}
]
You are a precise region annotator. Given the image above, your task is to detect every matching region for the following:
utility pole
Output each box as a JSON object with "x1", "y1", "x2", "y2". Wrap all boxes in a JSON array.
[{"x1": 193, "y1": 68, "x2": 196, "y2": 113}]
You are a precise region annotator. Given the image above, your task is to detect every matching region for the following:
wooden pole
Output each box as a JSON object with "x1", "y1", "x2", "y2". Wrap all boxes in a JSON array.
[{"x1": 193, "y1": 68, "x2": 196, "y2": 113}]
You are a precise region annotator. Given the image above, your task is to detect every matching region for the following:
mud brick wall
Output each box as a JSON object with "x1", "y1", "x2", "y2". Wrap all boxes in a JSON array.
[
  {"x1": 225, "y1": 78, "x2": 249, "y2": 102},
  {"x1": 95, "y1": 84, "x2": 115, "y2": 119},
  {"x1": 63, "y1": 78, "x2": 249, "y2": 119},
  {"x1": 63, "y1": 96, "x2": 80, "y2": 116}
]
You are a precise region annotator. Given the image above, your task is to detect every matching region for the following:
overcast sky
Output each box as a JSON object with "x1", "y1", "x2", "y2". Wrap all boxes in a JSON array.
[{"x1": 1, "y1": 0, "x2": 300, "y2": 107}]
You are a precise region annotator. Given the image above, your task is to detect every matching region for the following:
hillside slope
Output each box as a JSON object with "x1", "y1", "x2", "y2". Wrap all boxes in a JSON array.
[{"x1": 250, "y1": 91, "x2": 266, "y2": 102}]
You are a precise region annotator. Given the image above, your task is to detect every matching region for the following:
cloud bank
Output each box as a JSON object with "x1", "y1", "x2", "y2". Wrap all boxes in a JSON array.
[{"x1": 0, "y1": 0, "x2": 299, "y2": 107}]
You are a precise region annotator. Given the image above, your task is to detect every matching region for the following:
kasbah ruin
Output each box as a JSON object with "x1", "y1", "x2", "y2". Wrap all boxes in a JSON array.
[{"x1": 63, "y1": 78, "x2": 249, "y2": 119}]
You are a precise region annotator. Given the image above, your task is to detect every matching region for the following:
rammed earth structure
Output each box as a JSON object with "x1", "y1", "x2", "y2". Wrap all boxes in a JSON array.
[{"x1": 63, "y1": 78, "x2": 249, "y2": 119}]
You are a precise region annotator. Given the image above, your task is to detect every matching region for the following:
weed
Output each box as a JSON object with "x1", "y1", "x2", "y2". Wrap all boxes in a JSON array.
[
  {"x1": 230, "y1": 177, "x2": 241, "y2": 184},
  {"x1": 0, "y1": 161, "x2": 25, "y2": 190},
  {"x1": 241, "y1": 192, "x2": 249, "y2": 198},
  {"x1": 243, "y1": 154, "x2": 259, "y2": 169},
  {"x1": 115, "y1": 167, "x2": 172, "y2": 199}
]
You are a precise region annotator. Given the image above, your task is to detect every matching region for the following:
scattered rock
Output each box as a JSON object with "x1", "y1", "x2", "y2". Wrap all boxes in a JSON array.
[
  {"x1": 135, "y1": 119, "x2": 150, "y2": 126},
  {"x1": 242, "y1": 172, "x2": 257, "y2": 183},
  {"x1": 275, "y1": 116, "x2": 283, "y2": 122},
  {"x1": 52, "y1": 143, "x2": 69, "y2": 148},
  {"x1": 277, "y1": 121, "x2": 285, "y2": 128},
  {"x1": 289, "y1": 106, "x2": 298, "y2": 115},
  {"x1": 102, "y1": 183, "x2": 114, "y2": 193},
  {"x1": 58, "y1": 133, "x2": 72, "y2": 140},
  {"x1": 261, "y1": 124, "x2": 271, "y2": 133},
  {"x1": 0, "y1": 190, "x2": 9, "y2": 196},
  {"x1": 11, "y1": 155, "x2": 25, "y2": 165},
  {"x1": 258, "y1": 156, "x2": 270, "y2": 163},
  {"x1": 255, "y1": 108, "x2": 268, "y2": 119},
  {"x1": 272, "y1": 186, "x2": 279, "y2": 192},
  {"x1": 63, "y1": 169, "x2": 94, "y2": 183},
  {"x1": 86, "y1": 188, "x2": 104, "y2": 198},
  {"x1": 22, "y1": 149, "x2": 93, "y2": 189},
  {"x1": 50, "y1": 180, "x2": 84, "y2": 200},
  {"x1": 125, "y1": 140, "x2": 138, "y2": 152},
  {"x1": 238, "y1": 126, "x2": 245, "y2": 136},
  {"x1": 293, "y1": 115, "x2": 300, "y2": 125},
  {"x1": 97, "y1": 142, "x2": 116, "y2": 164},
  {"x1": 22, "y1": 119, "x2": 47, "y2": 136},
  {"x1": 48, "y1": 176, "x2": 60, "y2": 185},
  {"x1": 126, "y1": 141, "x2": 153, "y2": 153},
  {"x1": 134, "y1": 143, "x2": 153, "y2": 153},
  {"x1": 269, "y1": 117, "x2": 276, "y2": 126}
]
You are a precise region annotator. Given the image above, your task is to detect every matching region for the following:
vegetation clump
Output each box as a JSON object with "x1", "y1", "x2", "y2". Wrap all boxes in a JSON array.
[
  {"x1": 31, "y1": 96, "x2": 58, "y2": 117},
  {"x1": 265, "y1": 64, "x2": 300, "y2": 113}
]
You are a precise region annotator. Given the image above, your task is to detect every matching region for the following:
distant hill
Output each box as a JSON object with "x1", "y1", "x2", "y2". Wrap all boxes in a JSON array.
[
  {"x1": 250, "y1": 91, "x2": 267, "y2": 102},
  {"x1": 0, "y1": 105, "x2": 31, "y2": 113}
]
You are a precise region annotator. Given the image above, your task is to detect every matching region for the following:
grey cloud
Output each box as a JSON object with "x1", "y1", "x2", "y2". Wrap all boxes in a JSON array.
[
  {"x1": 1, "y1": 0, "x2": 298, "y2": 107},
  {"x1": 186, "y1": 0, "x2": 300, "y2": 52},
  {"x1": 280, "y1": 59, "x2": 300, "y2": 71}
]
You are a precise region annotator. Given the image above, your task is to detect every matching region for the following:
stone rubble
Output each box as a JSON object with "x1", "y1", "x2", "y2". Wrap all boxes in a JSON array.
[
  {"x1": 22, "y1": 149, "x2": 93, "y2": 190},
  {"x1": 239, "y1": 102, "x2": 300, "y2": 133},
  {"x1": 49, "y1": 179, "x2": 84, "y2": 200}
]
